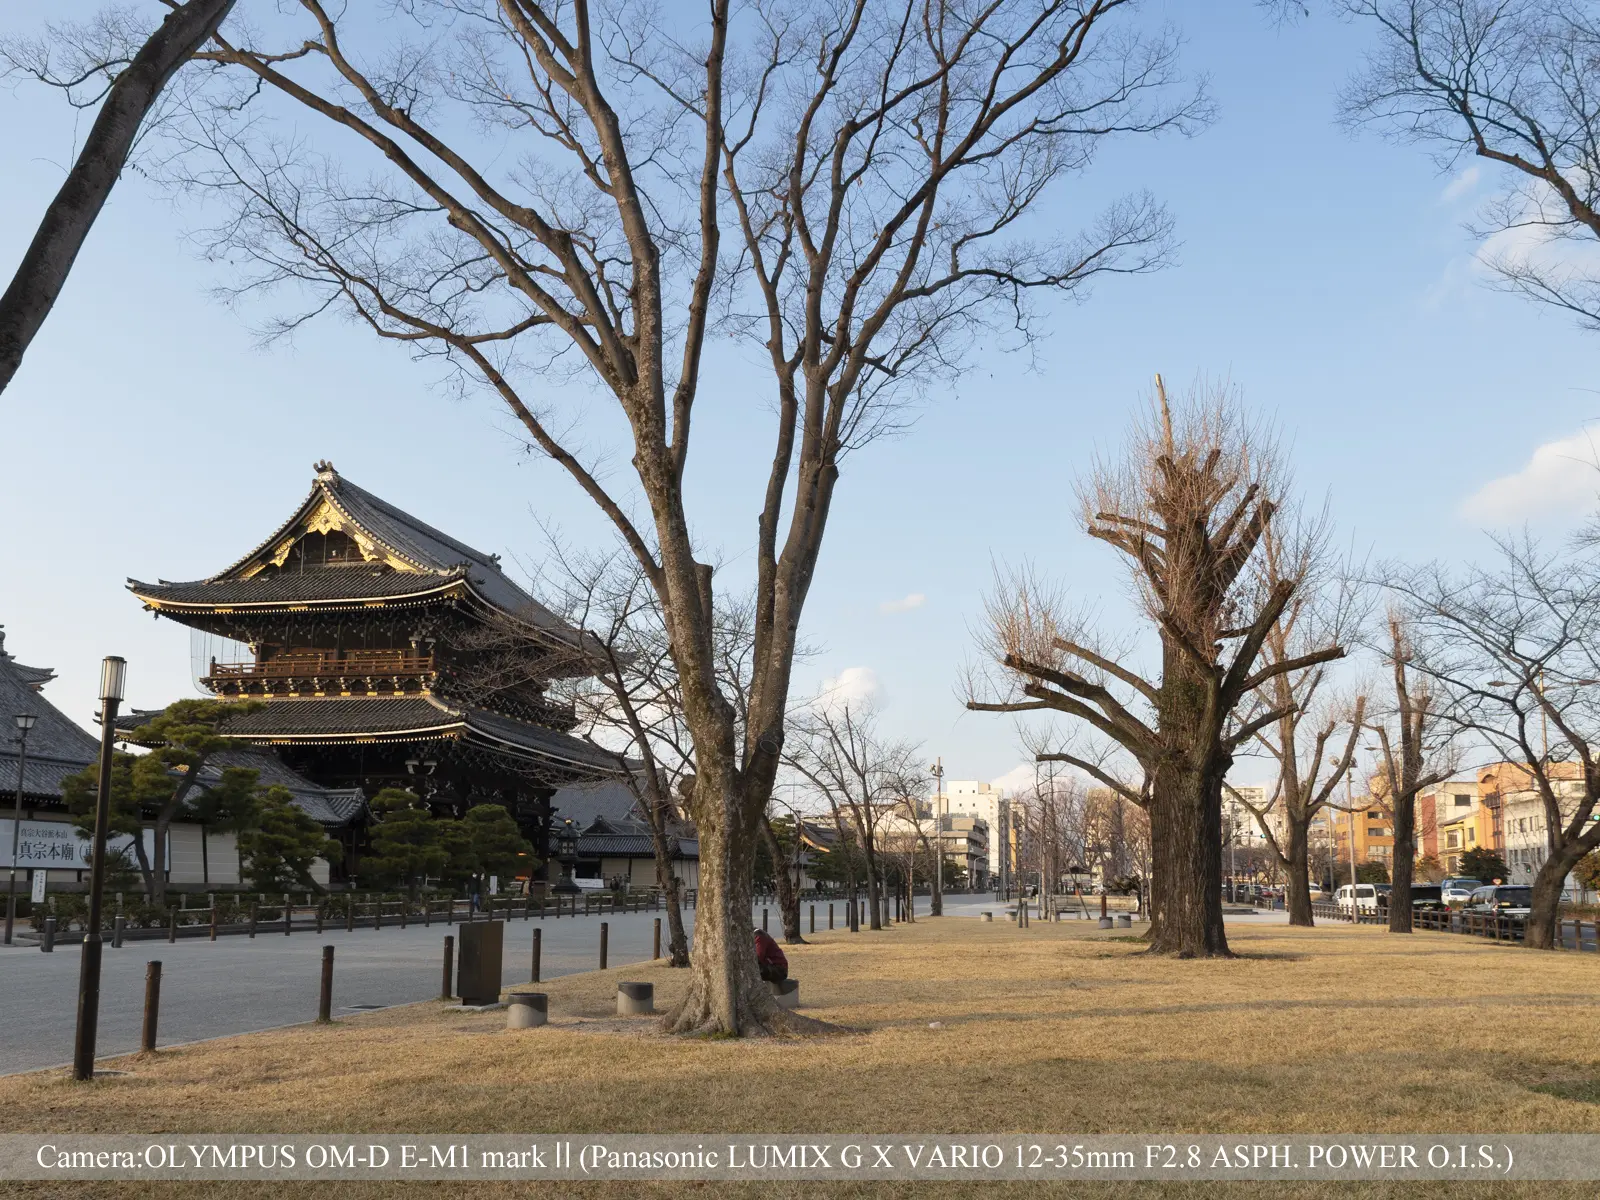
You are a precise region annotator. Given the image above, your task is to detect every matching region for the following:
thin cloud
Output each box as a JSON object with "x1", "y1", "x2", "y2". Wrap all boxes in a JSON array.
[
  {"x1": 815, "y1": 666, "x2": 884, "y2": 713},
  {"x1": 1439, "y1": 164, "x2": 1480, "y2": 204},
  {"x1": 1462, "y1": 427, "x2": 1600, "y2": 524},
  {"x1": 990, "y1": 763, "x2": 1037, "y2": 797},
  {"x1": 878, "y1": 592, "x2": 926, "y2": 614}
]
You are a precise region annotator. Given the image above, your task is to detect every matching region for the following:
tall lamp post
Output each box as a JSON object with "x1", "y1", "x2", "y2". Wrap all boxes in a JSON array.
[
  {"x1": 72, "y1": 656, "x2": 126, "y2": 1082},
  {"x1": 928, "y1": 757, "x2": 945, "y2": 916},
  {"x1": 5, "y1": 712, "x2": 38, "y2": 945}
]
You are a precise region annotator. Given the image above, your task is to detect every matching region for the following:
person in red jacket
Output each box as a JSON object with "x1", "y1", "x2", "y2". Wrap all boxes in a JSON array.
[{"x1": 753, "y1": 928, "x2": 788, "y2": 984}]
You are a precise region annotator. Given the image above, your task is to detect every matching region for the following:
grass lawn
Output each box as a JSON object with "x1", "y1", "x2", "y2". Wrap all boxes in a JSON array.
[{"x1": 4, "y1": 917, "x2": 1599, "y2": 1199}]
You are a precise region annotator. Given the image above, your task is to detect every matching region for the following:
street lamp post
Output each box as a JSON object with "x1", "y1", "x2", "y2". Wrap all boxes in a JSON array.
[
  {"x1": 5, "y1": 712, "x2": 38, "y2": 945},
  {"x1": 72, "y1": 656, "x2": 126, "y2": 1082},
  {"x1": 929, "y1": 758, "x2": 945, "y2": 916}
]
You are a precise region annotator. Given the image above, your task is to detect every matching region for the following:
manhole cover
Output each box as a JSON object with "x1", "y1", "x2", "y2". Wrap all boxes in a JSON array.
[{"x1": 341, "y1": 1003, "x2": 387, "y2": 1011}]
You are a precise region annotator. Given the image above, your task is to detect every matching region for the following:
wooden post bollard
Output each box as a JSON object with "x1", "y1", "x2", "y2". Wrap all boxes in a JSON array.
[
  {"x1": 809, "y1": 905, "x2": 815, "y2": 933},
  {"x1": 284, "y1": 895, "x2": 292, "y2": 936},
  {"x1": 41, "y1": 915, "x2": 55, "y2": 952},
  {"x1": 374, "y1": 900, "x2": 381, "y2": 931},
  {"x1": 447, "y1": 898, "x2": 455, "y2": 925},
  {"x1": 113, "y1": 915, "x2": 125, "y2": 949},
  {"x1": 169, "y1": 908, "x2": 179, "y2": 943},
  {"x1": 318, "y1": 945, "x2": 335, "y2": 1023},
  {"x1": 762, "y1": 907, "x2": 768, "y2": 932},
  {"x1": 345, "y1": 899, "x2": 355, "y2": 932},
  {"x1": 249, "y1": 905, "x2": 258, "y2": 938},
  {"x1": 441, "y1": 935, "x2": 455, "y2": 1000},
  {"x1": 317, "y1": 904, "x2": 325, "y2": 934},
  {"x1": 653, "y1": 917, "x2": 661, "y2": 960},
  {"x1": 210, "y1": 903, "x2": 217, "y2": 941},
  {"x1": 400, "y1": 899, "x2": 408, "y2": 930},
  {"x1": 141, "y1": 961, "x2": 162, "y2": 1053},
  {"x1": 829, "y1": 903, "x2": 834, "y2": 930},
  {"x1": 600, "y1": 921, "x2": 609, "y2": 971},
  {"x1": 531, "y1": 927, "x2": 542, "y2": 983},
  {"x1": 424, "y1": 899, "x2": 431, "y2": 927},
  {"x1": 1100, "y1": 893, "x2": 1108, "y2": 920}
]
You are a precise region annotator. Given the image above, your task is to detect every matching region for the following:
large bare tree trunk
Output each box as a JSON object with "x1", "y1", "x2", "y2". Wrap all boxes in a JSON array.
[
  {"x1": 1388, "y1": 788, "x2": 1417, "y2": 934},
  {"x1": 652, "y1": 843, "x2": 690, "y2": 968},
  {"x1": 1285, "y1": 818, "x2": 1315, "y2": 927},
  {"x1": 1147, "y1": 759, "x2": 1229, "y2": 956},
  {"x1": 1527, "y1": 846, "x2": 1582, "y2": 950},
  {"x1": 0, "y1": 0, "x2": 236, "y2": 396}
]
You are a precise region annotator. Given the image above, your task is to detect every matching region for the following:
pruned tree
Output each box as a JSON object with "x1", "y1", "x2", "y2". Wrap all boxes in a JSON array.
[
  {"x1": 1231, "y1": 527, "x2": 1367, "y2": 927},
  {"x1": 20, "y1": 0, "x2": 1206, "y2": 1033},
  {"x1": 1340, "y1": 0, "x2": 1600, "y2": 330},
  {"x1": 1387, "y1": 533, "x2": 1600, "y2": 949},
  {"x1": 237, "y1": 785, "x2": 340, "y2": 894},
  {"x1": 0, "y1": 0, "x2": 235, "y2": 394},
  {"x1": 1366, "y1": 613, "x2": 1456, "y2": 933},
  {"x1": 971, "y1": 378, "x2": 1346, "y2": 957}
]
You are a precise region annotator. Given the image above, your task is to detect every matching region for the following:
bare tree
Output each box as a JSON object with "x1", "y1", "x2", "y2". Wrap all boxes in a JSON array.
[
  {"x1": 1232, "y1": 528, "x2": 1367, "y2": 926},
  {"x1": 0, "y1": 0, "x2": 235, "y2": 395},
  {"x1": 787, "y1": 700, "x2": 919, "y2": 932},
  {"x1": 971, "y1": 378, "x2": 1346, "y2": 957},
  {"x1": 21, "y1": 0, "x2": 1206, "y2": 1033},
  {"x1": 1388, "y1": 534, "x2": 1600, "y2": 949},
  {"x1": 1341, "y1": 1, "x2": 1600, "y2": 330},
  {"x1": 1367, "y1": 613, "x2": 1456, "y2": 934}
]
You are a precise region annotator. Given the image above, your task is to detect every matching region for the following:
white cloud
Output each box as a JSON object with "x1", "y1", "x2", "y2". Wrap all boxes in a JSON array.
[
  {"x1": 1439, "y1": 164, "x2": 1480, "y2": 204},
  {"x1": 1462, "y1": 427, "x2": 1600, "y2": 524},
  {"x1": 990, "y1": 762, "x2": 1038, "y2": 798},
  {"x1": 815, "y1": 666, "x2": 883, "y2": 713},
  {"x1": 878, "y1": 592, "x2": 925, "y2": 614}
]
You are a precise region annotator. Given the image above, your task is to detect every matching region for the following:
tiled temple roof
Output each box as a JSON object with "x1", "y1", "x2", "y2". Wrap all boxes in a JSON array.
[
  {"x1": 0, "y1": 627, "x2": 98, "y2": 801},
  {"x1": 127, "y1": 463, "x2": 578, "y2": 638}
]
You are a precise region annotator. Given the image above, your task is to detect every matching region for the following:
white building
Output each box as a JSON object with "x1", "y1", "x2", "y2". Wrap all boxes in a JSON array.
[
  {"x1": 943, "y1": 780, "x2": 1010, "y2": 888},
  {"x1": 1224, "y1": 785, "x2": 1273, "y2": 847},
  {"x1": 1501, "y1": 777, "x2": 1586, "y2": 895}
]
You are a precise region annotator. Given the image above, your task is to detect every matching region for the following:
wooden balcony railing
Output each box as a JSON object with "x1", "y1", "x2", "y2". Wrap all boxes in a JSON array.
[{"x1": 203, "y1": 652, "x2": 438, "y2": 695}]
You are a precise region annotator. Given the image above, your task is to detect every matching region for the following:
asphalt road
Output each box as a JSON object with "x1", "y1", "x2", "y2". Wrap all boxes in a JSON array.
[{"x1": 0, "y1": 894, "x2": 1283, "y2": 1076}]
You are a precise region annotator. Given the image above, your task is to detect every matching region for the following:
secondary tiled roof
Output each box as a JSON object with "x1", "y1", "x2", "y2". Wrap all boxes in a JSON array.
[
  {"x1": 204, "y1": 748, "x2": 366, "y2": 829},
  {"x1": 129, "y1": 570, "x2": 471, "y2": 608},
  {"x1": 576, "y1": 816, "x2": 698, "y2": 859},
  {"x1": 0, "y1": 627, "x2": 99, "y2": 801},
  {"x1": 120, "y1": 695, "x2": 623, "y2": 778}
]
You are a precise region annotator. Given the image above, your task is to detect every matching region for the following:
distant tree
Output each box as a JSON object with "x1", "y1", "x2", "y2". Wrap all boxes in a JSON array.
[
  {"x1": 363, "y1": 789, "x2": 446, "y2": 899},
  {"x1": 1459, "y1": 847, "x2": 1511, "y2": 884},
  {"x1": 1358, "y1": 860, "x2": 1391, "y2": 885},
  {"x1": 62, "y1": 697, "x2": 261, "y2": 904},
  {"x1": 442, "y1": 803, "x2": 533, "y2": 899},
  {"x1": 1574, "y1": 852, "x2": 1600, "y2": 892},
  {"x1": 1416, "y1": 854, "x2": 1446, "y2": 884},
  {"x1": 0, "y1": 0, "x2": 236, "y2": 395},
  {"x1": 237, "y1": 786, "x2": 338, "y2": 893}
]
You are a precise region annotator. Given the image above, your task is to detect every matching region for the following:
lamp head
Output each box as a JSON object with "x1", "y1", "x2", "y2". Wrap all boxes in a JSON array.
[
  {"x1": 99, "y1": 656, "x2": 127, "y2": 703},
  {"x1": 14, "y1": 713, "x2": 37, "y2": 733}
]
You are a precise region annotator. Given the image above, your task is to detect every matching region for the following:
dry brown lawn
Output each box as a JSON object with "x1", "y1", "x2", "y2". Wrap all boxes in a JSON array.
[{"x1": 4, "y1": 917, "x2": 1599, "y2": 1198}]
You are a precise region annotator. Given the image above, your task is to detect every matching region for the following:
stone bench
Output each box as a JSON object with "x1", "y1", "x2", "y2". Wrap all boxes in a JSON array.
[
  {"x1": 506, "y1": 993, "x2": 547, "y2": 1029},
  {"x1": 617, "y1": 981, "x2": 654, "y2": 1016},
  {"x1": 768, "y1": 978, "x2": 800, "y2": 1011}
]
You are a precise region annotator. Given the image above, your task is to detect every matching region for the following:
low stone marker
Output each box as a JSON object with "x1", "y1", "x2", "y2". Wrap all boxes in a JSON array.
[
  {"x1": 769, "y1": 978, "x2": 800, "y2": 1011},
  {"x1": 617, "y1": 981, "x2": 654, "y2": 1016},
  {"x1": 506, "y1": 993, "x2": 548, "y2": 1029},
  {"x1": 1115, "y1": 914, "x2": 1132, "y2": 928},
  {"x1": 981, "y1": 911, "x2": 993, "y2": 922}
]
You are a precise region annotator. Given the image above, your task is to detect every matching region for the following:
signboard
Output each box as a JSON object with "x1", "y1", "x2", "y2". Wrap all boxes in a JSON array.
[
  {"x1": 31, "y1": 871, "x2": 46, "y2": 903},
  {"x1": 0, "y1": 819, "x2": 162, "y2": 871},
  {"x1": 489, "y1": 875, "x2": 499, "y2": 895}
]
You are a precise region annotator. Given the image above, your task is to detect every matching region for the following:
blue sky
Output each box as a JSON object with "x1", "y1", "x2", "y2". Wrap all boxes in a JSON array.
[{"x1": 1, "y1": 3, "x2": 1595, "y2": 794}]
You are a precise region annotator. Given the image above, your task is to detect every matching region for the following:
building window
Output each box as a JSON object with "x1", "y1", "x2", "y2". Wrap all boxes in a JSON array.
[{"x1": 1454, "y1": 795, "x2": 1470, "y2": 807}]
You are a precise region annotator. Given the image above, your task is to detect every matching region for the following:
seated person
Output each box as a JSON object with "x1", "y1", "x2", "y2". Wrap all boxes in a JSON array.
[{"x1": 753, "y1": 928, "x2": 788, "y2": 984}]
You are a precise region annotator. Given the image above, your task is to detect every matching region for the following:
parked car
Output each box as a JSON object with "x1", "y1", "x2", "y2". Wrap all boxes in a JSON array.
[
  {"x1": 1463, "y1": 885, "x2": 1532, "y2": 917},
  {"x1": 1440, "y1": 877, "x2": 1481, "y2": 906},
  {"x1": 1334, "y1": 883, "x2": 1382, "y2": 912},
  {"x1": 1376, "y1": 884, "x2": 1444, "y2": 912}
]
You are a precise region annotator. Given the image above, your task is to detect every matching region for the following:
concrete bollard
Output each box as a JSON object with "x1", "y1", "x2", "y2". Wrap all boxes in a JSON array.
[
  {"x1": 769, "y1": 978, "x2": 800, "y2": 1011},
  {"x1": 506, "y1": 993, "x2": 548, "y2": 1029},
  {"x1": 1115, "y1": 914, "x2": 1132, "y2": 928},
  {"x1": 981, "y1": 911, "x2": 993, "y2": 922},
  {"x1": 141, "y1": 961, "x2": 163, "y2": 1052},
  {"x1": 41, "y1": 916, "x2": 55, "y2": 952},
  {"x1": 617, "y1": 981, "x2": 654, "y2": 1016}
]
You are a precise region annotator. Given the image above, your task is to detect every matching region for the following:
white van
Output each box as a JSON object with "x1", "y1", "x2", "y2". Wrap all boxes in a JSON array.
[{"x1": 1334, "y1": 883, "x2": 1380, "y2": 913}]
